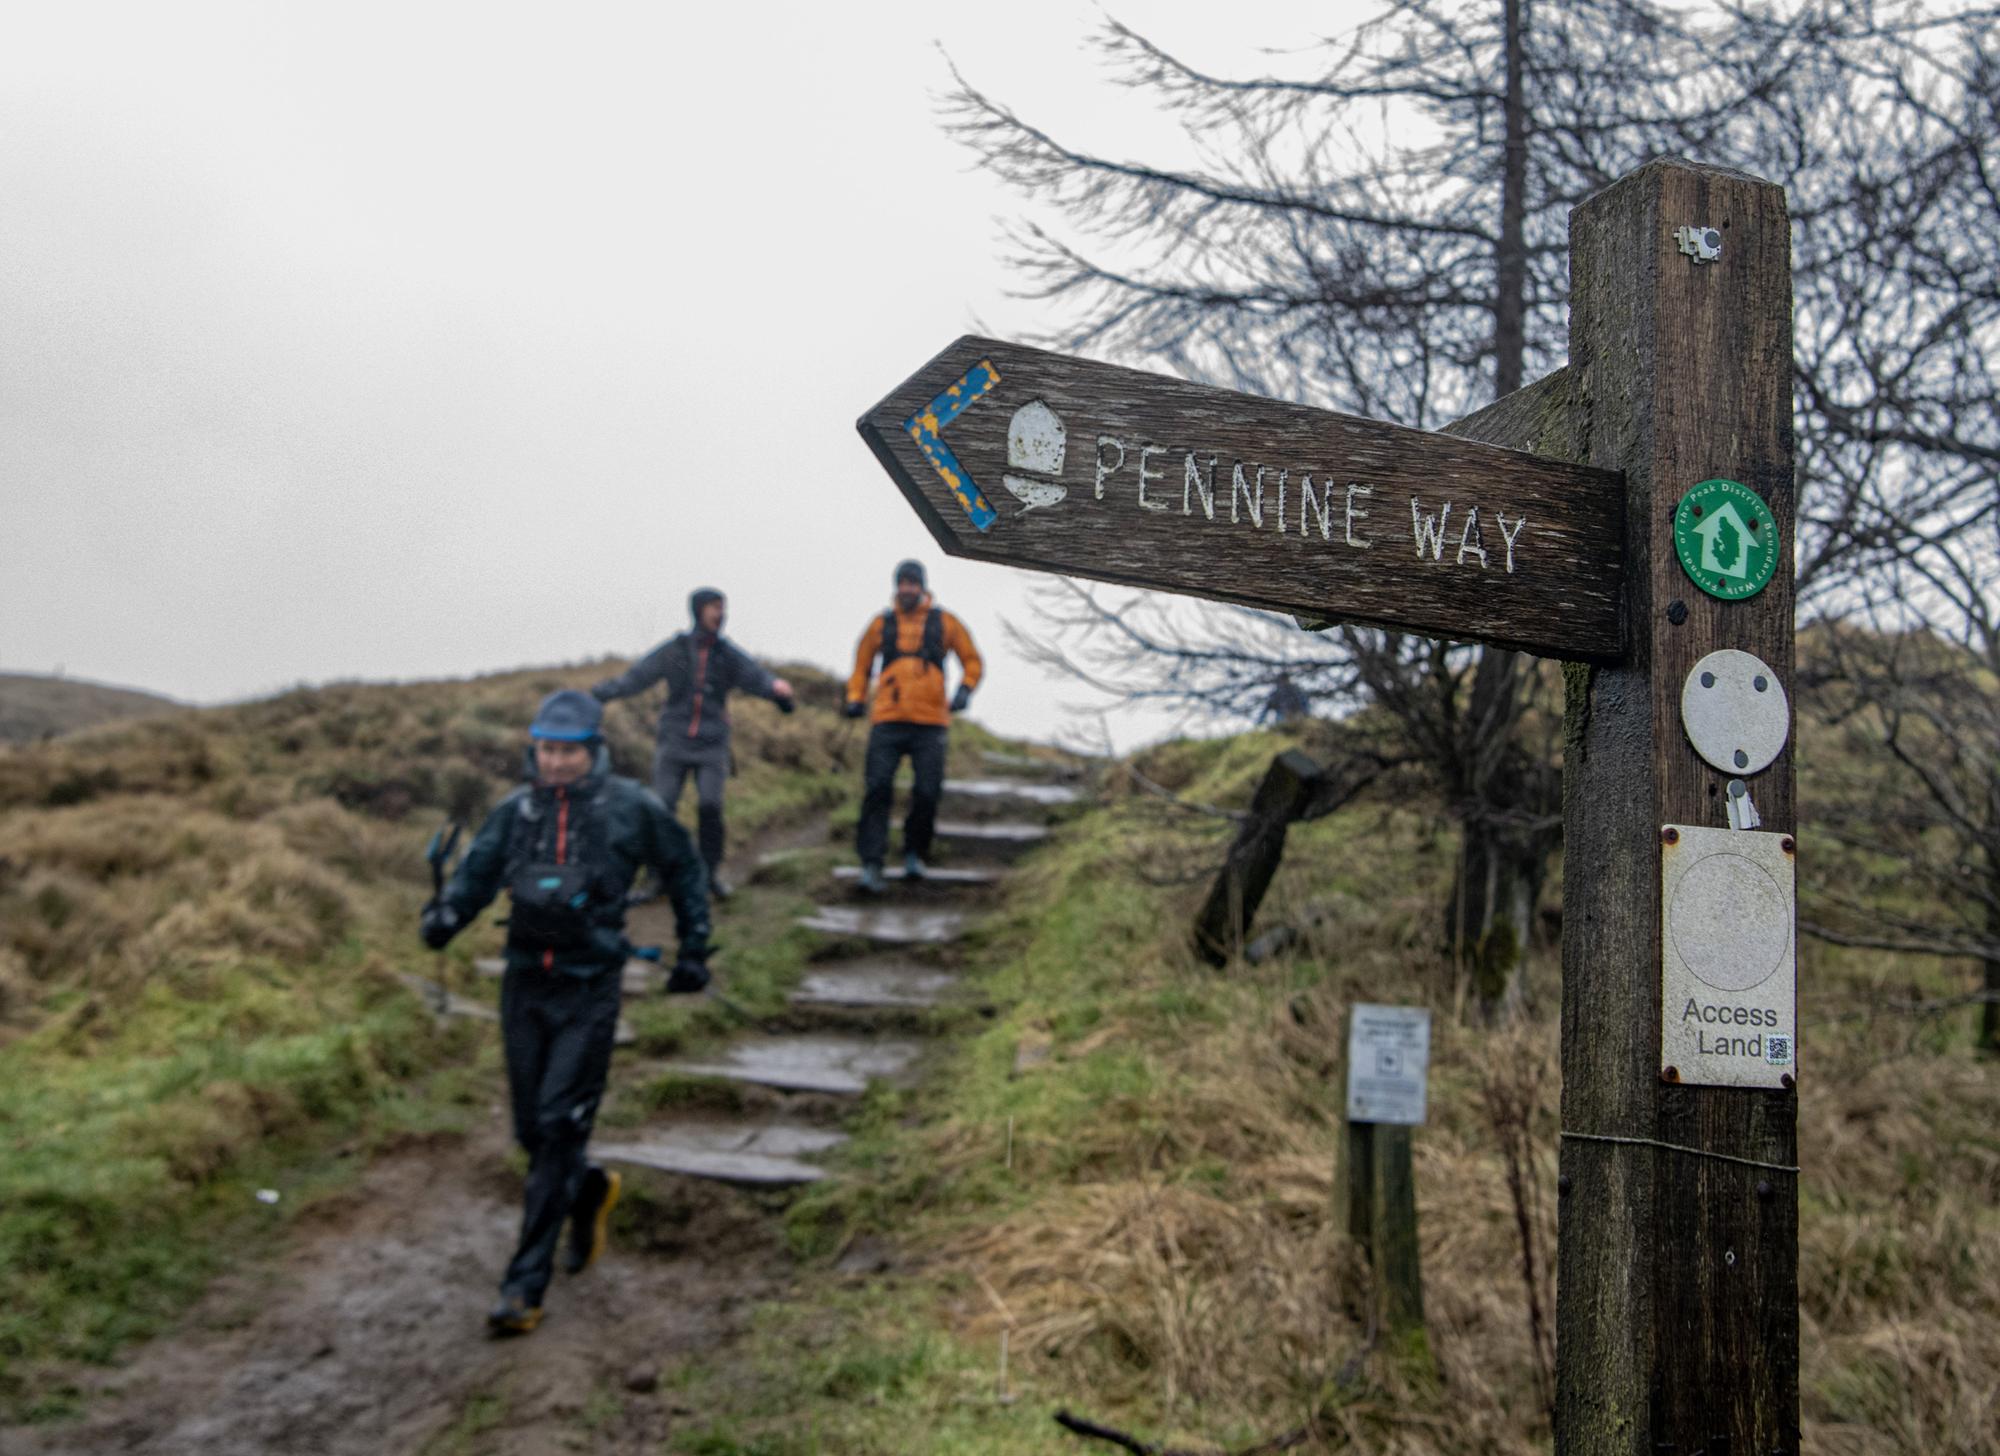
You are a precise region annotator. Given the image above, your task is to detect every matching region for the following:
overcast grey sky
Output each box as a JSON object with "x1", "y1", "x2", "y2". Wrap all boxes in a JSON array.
[{"x1": 2, "y1": 1, "x2": 1346, "y2": 746}]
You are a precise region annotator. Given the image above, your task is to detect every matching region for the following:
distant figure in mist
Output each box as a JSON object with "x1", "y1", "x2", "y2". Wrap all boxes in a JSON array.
[
  {"x1": 419, "y1": 690, "x2": 713, "y2": 1336},
  {"x1": 1258, "y1": 673, "x2": 1311, "y2": 726},
  {"x1": 841, "y1": 559, "x2": 983, "y2": 894},
  {"x1": 592, "y1": 588, "x2": 795, "y2": 900}
]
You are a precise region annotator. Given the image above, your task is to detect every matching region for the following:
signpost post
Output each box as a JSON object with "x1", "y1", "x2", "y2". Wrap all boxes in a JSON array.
[{"x1": 858, "y1": 156, "x2": 1799, "y2": 1453}]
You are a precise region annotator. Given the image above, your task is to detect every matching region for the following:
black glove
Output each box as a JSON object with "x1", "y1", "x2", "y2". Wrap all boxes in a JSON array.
[
  {"x1": 950, "y1": 685, "x2": 972, "y2": 713},
  {"x1": 665, "y1": 953, "x2": 711, "y2": 995},
  {"x1": 842, "y1": 700, "x2": 867, "y2": 719},
  {"x1": 419, "y1": 901, "x2": 460, "y2": 950},
  {"x1": 775, "y1": 693, "x2": 796, "y2": 716}
]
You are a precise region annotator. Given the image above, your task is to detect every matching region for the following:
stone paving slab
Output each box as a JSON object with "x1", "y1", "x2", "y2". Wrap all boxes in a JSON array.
[
  {"x1": 942, "y1": 777, "x2": 1083, "y2": 807},
  {"x1": 594, "y1": 1120, "x2": 847, "y2": 1186},
  {"x1": 666, "y1": 1033, "x2": 922, "y2": 1095},
  {"x1": 932, "y1": 820, "x2": 1050, "y2": 857},
  {"x1": 980, "y1": 749, "x2": 1087, "y2": 781},
  {"x1": 830, "y1": 864, "x2": 1002, "y2": 886},
  {"x1": 797, "y1": 904, "x2": 969, "y2": 945},
  {"x1": 790, "y1": 961, "x2": 961, "y2": 1009}
]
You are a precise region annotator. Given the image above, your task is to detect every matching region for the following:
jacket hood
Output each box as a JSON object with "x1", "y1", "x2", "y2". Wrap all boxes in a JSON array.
[{"x1": 689, "y1": 588, "x2": 725, "y2": 628}]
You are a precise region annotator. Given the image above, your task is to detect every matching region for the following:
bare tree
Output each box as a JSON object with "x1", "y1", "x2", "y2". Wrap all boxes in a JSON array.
[{"x1": 946, "y1": 0, "x2": 1997, "y2": 1016}]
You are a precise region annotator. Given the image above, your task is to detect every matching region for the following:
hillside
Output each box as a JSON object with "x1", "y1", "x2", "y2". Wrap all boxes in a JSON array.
[
  {"x1": 1, "y1": 659, "x2": 1993, "y2": 1453},
  {"x1": 0, "y1": 673, "x2": 180, "y2": 744},
  {"x1": 0, "y1": 656, "x2": 878, "y2": 1421}
]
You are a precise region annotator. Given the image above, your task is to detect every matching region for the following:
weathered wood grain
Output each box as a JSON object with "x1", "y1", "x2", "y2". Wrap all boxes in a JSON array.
[
  {"x1": 859, "y1": 340, "x2": 1627, "y2": 660},
  {"x1": 1557, "y1": 158, "x2": 1798, "y2": 1453}
]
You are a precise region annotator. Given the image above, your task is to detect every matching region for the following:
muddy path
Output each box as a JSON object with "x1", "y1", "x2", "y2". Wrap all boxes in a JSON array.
[
  {"x1": 3, "y1": 761, "x2": 1077, "y2": 1456},
  {"x1": 9, "y1": 1126, "x2": 778, "y2": 1456}
]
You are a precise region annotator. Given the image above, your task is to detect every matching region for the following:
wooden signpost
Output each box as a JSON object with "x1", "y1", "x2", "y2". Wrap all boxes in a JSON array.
[{"x1": 858, "y1": 157, "x2": 1799, "y2": 1453}]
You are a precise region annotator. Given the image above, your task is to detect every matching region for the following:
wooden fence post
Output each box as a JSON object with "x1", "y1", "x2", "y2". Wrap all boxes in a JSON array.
[
  {"x1": 1557, "y1": 159, "x2": 1799, "y2": 1452},
  {"x1": 1191, "y1": 749, "x2": 1323, "y2": 965}
]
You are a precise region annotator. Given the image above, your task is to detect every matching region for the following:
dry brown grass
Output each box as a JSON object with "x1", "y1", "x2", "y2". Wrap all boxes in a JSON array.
[{"x1": 807, "y1": 742, "x2": 2000, "y2": 1455}]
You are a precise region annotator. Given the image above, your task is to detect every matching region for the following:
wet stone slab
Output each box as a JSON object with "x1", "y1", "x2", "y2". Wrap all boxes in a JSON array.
[
  {"x1": 666, "y1": 1034, "x2": 922, "y2": 1095},
  {"x1": 942, "y1": 778, "x2": 1083, "y2": 807},
  {"x1": 830, "y1": 864, "x2": 1002, "y2": 886},
  {"x1": 594, "y1": 1120, "x2": 847, "y2": 1186},
  {"x1": 932, "y1": 820, "x2": 1050, "y2": 859},
  {"x1": 797, "y1": 904, "x2": 969, "y2": 945},
  {"x1": 790, "y1": 961, "x2": 961, "y2": 1009}
]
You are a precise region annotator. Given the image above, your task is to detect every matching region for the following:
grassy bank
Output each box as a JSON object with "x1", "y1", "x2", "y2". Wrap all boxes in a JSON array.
[
  {"x1": 670, "y1": 728, "x2": 2000, "y2": 1455},
  {"x1": 0, "y1": 659, "x2": 865, "y2": 1418}
]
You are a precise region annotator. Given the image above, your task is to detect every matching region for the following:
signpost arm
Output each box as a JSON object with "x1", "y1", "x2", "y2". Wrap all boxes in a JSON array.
[{"x1": 1557, "y1": 160, "x2": 1798, "y2": 1452}]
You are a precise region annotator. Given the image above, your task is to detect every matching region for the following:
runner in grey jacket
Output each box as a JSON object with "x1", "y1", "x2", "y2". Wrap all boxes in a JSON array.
[{"x1": 591, "y1": 588, "x2": 794, "y2": 896}]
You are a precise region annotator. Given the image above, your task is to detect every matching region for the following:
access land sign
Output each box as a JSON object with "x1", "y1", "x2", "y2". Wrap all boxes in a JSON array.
[
  {"x1": 858, "y1": 337, "x2": 1628, "y2": 661},
  {"x1": 1660, "y1": 825, "x2": 1797, "y2": 1089}
]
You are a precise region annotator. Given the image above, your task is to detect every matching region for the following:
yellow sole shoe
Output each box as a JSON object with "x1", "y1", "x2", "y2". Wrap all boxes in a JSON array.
[
  {"x1": 576, "y1": 1169, "x2": 621, "y2": 1275},
  {"x1": 487, "y1": 1300, "x2": 543, "y2": 1336}
]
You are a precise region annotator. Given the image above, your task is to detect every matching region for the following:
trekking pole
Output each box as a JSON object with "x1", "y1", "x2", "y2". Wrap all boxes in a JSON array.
[{"x1": 423, "y1": 820, "x2": 464, "y2": 1015}]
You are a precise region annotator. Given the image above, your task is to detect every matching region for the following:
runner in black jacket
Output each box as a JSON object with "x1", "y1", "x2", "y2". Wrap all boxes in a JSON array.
[
  {"x1": 592, "y1": 588, "x2": 794, "y2": 898},
  {"x1": 420, "y1": 689, "x2": 710, "y2": 1335}
]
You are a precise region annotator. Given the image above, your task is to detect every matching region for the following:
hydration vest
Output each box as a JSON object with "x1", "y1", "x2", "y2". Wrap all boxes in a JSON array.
[
  {"x1": 879, "y1": 607, "x2": 946, "y2": 671},
  {"x1": 501, "y1": 785, "x2": 609, "y2": 955}
]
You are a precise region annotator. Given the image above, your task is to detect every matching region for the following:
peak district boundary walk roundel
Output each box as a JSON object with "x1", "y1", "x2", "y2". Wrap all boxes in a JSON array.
[{"x1": 1673, "y1": 478, "x2": 1779, "y2": 601}]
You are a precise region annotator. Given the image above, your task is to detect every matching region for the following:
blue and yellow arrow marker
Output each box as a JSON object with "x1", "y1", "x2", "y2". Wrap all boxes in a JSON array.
[{"x1": 905, "y1": 361, "x2": 1000, "y2": 532}]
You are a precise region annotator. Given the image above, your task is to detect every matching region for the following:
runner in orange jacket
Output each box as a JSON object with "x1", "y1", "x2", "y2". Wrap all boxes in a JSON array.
[{"x1": 842, "y1": 560, "x2": 982, "y2": 892}]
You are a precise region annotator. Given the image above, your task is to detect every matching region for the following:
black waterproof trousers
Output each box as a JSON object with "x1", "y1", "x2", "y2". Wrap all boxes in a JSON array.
[
  {"x1": 654, "y1": 743, "x2": 730, "y2": 874},
  {"x1": 498, "y1": 962, "x2": 622, "y2": 1305},
  {"x1": 856, "y1": 722, "x2": 948, "y2": 866}
]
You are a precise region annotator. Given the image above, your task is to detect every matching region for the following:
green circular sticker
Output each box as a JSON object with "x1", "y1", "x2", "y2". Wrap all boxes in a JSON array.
[{"x1": 1674, "y1": 479, "x2": 1778, "y2": 601}]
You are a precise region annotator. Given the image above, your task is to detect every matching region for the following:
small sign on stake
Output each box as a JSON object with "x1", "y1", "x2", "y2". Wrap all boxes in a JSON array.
[{"x1": 1347, "y1": 1004, "x2": 1432, "y2": 1125}]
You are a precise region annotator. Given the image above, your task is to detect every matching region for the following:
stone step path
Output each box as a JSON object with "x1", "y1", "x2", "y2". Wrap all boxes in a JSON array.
[
  {"x1": 933, "y1": 820, "x2": 1050, "y2": 859},
  {"x1": 795, "y1": 903, "x2": 971, "y2": 945},
  {"x1": 664, "y1": 1032, "x2": 924, "y2": 1096},
  {"x1": 789, "y1": 959, "x2": 960, "y2": 1010},
  {"x1": 584, "y1": 760, "x2": 1082, "y2": 1188},
  {"x1": 940, "y1": 777, "x2": 1084, "y2": 810},
  {"x1": 595, "y1": 1120, "x2": 847, "y2": 1187},
  {"x1": 829, "y1": 863, "x2": 1002, "y2": 886}
]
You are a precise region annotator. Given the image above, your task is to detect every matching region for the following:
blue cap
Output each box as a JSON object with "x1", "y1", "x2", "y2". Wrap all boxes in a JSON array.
[{"x1": 529, "y1": 689, "x2": 603, "y2": 742}]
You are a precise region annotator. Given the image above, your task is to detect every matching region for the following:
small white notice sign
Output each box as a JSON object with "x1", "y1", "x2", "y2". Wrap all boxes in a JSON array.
[
  {"x1": 1347, "y1": 1004, "x2": 1432, "y2": 1125},
  {"x1": 1660, "y1": 825, "x2": 1797, "y2": 1089}
]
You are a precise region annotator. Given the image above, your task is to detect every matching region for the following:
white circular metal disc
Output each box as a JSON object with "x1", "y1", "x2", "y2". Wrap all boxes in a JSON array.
[
  {"x1": 1680, "y1": 649, "x2": 1789, "y2": 775},
  {"x1": 1666, "y1": 852, "x2": 1789, "y2": 992}
]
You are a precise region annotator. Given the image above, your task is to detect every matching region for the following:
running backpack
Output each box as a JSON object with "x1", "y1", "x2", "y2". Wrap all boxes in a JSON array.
[
  {"x1": 502, "y1": 792, "x2": 606, "y2": 954},
  {"x1": 878, "y1": 608, "x2": 946, "y2": 670}
]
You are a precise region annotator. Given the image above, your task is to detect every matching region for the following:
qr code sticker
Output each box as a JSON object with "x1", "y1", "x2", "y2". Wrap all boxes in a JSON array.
[{"x1": 1765, "y1": 1035, "x2": 1792, "y2": 1066}]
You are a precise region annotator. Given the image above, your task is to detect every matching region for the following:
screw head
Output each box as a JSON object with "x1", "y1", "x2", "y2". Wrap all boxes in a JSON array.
[
  {"x1": 1780, "y1": 836, "x2": 1796, "y2": 855},
  {"x1": 1781, "y1": 1073, "x2": 1795, "y2": 1090},
  {"x1": 1662, "y1": 1065, "x2": 1681, "y2": 1083},
  {"x1": 1667, "y1": 599, "x2": 1689, "y2": 625},
  {"x1": 1662, "y1": 827, "x2": 1680, "y2": 845},
  {"x1": 1558, "y1": 1174, "x2": 1572, "y2": 1196},
  {"x1": 1756, "y1": 1179, "x2": 1774, "y2": 1199}
]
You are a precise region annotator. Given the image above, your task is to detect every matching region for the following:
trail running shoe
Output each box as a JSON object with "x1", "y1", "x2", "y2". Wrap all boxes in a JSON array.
[
  {"x1": 708, "y1": 872, "x2": 734, "y2": 902},
  {"x1": 564, "y1": 1165, "x2": 622, "y2": 1275},
  {"x1": 902, "y1": 852, "x2": 927, "y2": 881},
  {"x1": 857, "y1": 862, "x2": 887, "y2": 895},
  {"x1": 486, "y1": 1292, "x2": 543, "y2": 1336}
]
